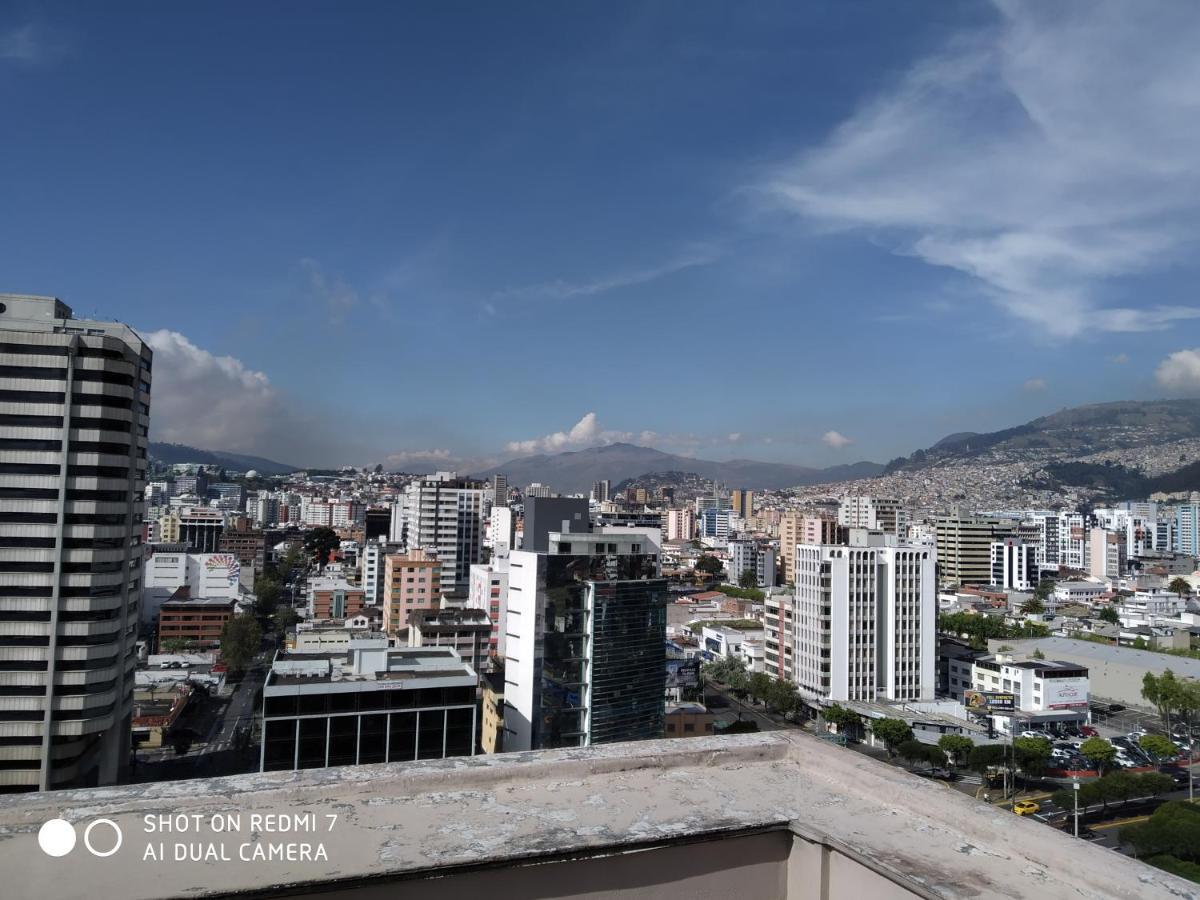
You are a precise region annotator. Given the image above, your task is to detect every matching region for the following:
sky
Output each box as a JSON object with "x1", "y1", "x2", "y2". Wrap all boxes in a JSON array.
[{"x1": 2, "y1": 1, "x2": 1200, "y2": 471}]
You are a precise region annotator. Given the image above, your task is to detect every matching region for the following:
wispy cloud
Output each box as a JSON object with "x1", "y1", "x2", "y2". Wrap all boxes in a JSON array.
[
  {"x1": 821, "y1": 430, "x2": 853, "y2": 449},
  {"x1": 1108, "y1": 353, "x2": 1130, "y2": 365},
  {"x1": 756, "y1": 1, "x2": 1200, "y2": 338},
  {"x1": 1022, "y1": 377, "x2": 1047, "y2": 392},
  {"x1": 300, "y1": 258, "x2": 367, "y2": 325},
  {"x1": 492, "y1": 246, "x2": 721, "y2": 306},
  {"x1": 1156, "y1": 348, "x2": 1200, "y2": 393},
  {"x1": 0, "y1": 23, "x2": 64, "y2": 65}
]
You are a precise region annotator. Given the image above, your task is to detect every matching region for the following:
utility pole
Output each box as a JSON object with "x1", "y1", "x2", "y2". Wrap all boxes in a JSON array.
[{"x1": 1073, "y1": 777, "x2": 1080, "y2": 838}]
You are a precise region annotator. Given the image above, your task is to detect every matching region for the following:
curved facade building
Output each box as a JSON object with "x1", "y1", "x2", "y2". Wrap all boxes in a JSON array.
[{"x1": 0, "y1": 294, "x2": 151, "y2": 792}]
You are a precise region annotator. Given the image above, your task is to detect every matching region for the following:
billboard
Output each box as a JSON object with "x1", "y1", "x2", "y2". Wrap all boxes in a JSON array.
[
  {"x1": 1043, "y1": 677, "x2": 1088, "y2": 709},
  {"x1": 666, "y1": 658, "x2": 700, "y2": 689},
  {"x1": 964, "y1": 690, "x2": 1016, "y2": 714}
]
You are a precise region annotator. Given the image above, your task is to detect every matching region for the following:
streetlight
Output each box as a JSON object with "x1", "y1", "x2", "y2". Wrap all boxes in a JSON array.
[{"x1": 1072, "y1": 777, "x2": 1080, "y2": 838}]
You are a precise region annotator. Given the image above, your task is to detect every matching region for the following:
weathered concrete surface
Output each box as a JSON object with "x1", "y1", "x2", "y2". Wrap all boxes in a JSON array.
[{"x1": 0, "y1": 732, "x2": 1192, "y2": 899}]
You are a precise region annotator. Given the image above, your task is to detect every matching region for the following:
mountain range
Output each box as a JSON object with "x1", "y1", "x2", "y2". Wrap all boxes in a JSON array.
[
  {"x1": 148, "y1": 443, "x2": 297, "y2": 476},
  {"x1": 884, "y1": 399, "x2": 1200, "y2": 471},
  {"x1": 472, "y1": 443, "x2": 883, "y2": 494}
]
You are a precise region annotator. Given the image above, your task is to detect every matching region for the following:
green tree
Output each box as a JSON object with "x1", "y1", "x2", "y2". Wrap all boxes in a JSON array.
[
  {"x1": 1031, "y1": 648, "x2": 1045, "y2": 659},
  {"x1": 254, "y1": 574, "x2": 282, "y2": 616},
  {"x1": 766, "y1": 678, "x2": 799, "y2": 717},
  {"x1": 748, "y1": 672, "x2": 773, "y2": 705},
  {"x1": 738, "y1": 569, "x2": 759, "y2": 590},
  {"x1": 1034, "y1": 579, "x2": 1056, "y2": 603},
  {"x1": 1080, "y1": 736, "x2": 1118, "y2": 775},
  {"x1": 968, "y1": 743, "x2": 1008, "y2": 792},
  {"x1": 1020, "y1": 597, "x2": 1046, "y2": 616},
  {"x1": 1142, "y1": 670, "x2": 1184, "y2": 730},
  {"x1": 822, "y1": 704, "x2": 863, "y2": 740},
  {"x1": 1122, "y1": 801, "x2": 1200, "y2": 862},
  {"x1": 272, "y1": 606, "x2": 300, "y2": 639},
  {"x1": 1168, "y1": 577, "x2": 1194, "y2": 602},
  {"x1": 1013, "y1": 736, "x2": 1052, "y2": 789},
  {"x1": 1097, "y1": 605, "x2": 1120, "y2": 625},
  {"x1": 1139, "y1": 734, "x2": 1180, "y2": 760},
  {"x1": 303, "y1": 527, "x2": 340, "y2": 570},
  {"x1": 694, "y1": 555, "x2": 724, "y2": 577},
  {"x1": 937, "y1": 734, "x2": 975, "y2": 771},
  {"x1": 161, "y1": 637, "x2": 194, "y2": 655},
  {"x1": 219, "y1": 614, "x2": 262, "y2": 673},
  {"x1": 872, "y1": 718, "x2": 915, "y2": 758}
]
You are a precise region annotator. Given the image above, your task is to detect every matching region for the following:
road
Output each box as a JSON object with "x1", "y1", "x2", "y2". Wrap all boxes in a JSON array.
[
  {"x1": 703, "y1": 682, "x2": 789, "y2": 733},
  {"x1": 199, "y1": 663, "x2": 264, "y2": 762}
]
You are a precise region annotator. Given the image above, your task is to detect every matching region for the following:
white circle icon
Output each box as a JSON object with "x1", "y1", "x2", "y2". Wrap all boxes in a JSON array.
[
  {"x1": 38, "y1": 818, "x2": 77, "y2": 857},
  {"x1": 83, "y1": 818, "x2": 122, "y2": 858}
]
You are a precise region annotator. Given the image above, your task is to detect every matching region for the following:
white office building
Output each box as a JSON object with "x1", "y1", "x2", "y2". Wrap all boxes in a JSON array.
[
  {"x1": 398, "y1": 473, "x2": 483, "y2": 593},
  {"x1": 0, "y1": 294, "x2": 152, "y2": 792},
  {"x1": 990, "y1": 538, "x2": 1039, "y2": 591},
  {"x1": 793, "y1": 531, "x2": 935, "y2": 703}
]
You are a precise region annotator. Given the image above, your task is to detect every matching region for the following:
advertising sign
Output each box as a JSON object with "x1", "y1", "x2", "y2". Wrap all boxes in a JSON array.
[
  {"x1": 1043, "y1": 677, "x2": 1088, "y2": 709},
  {"x1": 964, "y1": 690, "x2": 1016, "y2": 714}
]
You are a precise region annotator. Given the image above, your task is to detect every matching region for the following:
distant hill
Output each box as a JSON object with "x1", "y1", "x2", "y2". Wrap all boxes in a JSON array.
[
  {"x1": 1025, "y1": 458, "x2": 1200, "y2": 502},
  {"x1": 473, "y1": 442, "x2": 884, "y2": 494},
  {"x1": 885, "y1": 399, "x2": 1200, "y2": 472},
  {"x1": 148, "y1": 442, "x2": 297, "y2": 475}
]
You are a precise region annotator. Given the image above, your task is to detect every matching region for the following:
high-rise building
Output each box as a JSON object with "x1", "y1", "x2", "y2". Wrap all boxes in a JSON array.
[
  {"x1": 727, "y1": 540, "x2": 777, "y2": 588},
  {"x1": 934, "y1": 515, "x2": 1006, "y2": 585},
  {"x1": 1176, "y1": 502, "x2": 1199, "y2": 557},
  {"x1": 837, "y1": 495, "x2": 907, "y2": 536},
  {"x1": 779, "y1": 513, "x2": 844, "y2": 584},
  {"x1": 990, "y1": 538, "x2": 1038, "y2": 591},
  {"x1": 0, "y1": 294, "x2": 152, "y2": 792},
  {"x1": 591, "y1": 480, "x2": 610, "y2": 503},
  {"x1": 522, "y1": 496, "x2": 590, "y2": 553},
  {"x1": 178, "y1": 506, "x2": 224, "y2": 553},
  {"x1": 730, "y1": 490, "x2": 754, "y2": 520},
  {"x1": 400, "y1": 473, "x2": 483, "y2": 593},
  {"x1": 793, "y1": 531, "x2": 935, "y2": 703},
  {"x1": 506, "y1": 529, "x2": 666, "y2": 751},
  {"x1": 665, "y1": 507, "x2": 696, "y2": 542},
  {"x1": 492, "y1": 474, "x2": 509, "y2": 508},
  {"x1": 382, "y1": 549, "x2": 441, "y2": 633},
  {"x1": 1089, "y1": 528, "x2": 1126, "y2": 583}
]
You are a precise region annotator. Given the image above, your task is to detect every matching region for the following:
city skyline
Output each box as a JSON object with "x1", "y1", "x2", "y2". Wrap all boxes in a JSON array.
[{"x1": 3, "y1": 3, "x2": 1200, "y2": 468}]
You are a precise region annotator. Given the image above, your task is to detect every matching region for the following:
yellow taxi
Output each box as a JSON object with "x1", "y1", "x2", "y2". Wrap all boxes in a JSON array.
[{"x1": 1012, "y1": 800, "x2": 1040, "y2": 816}]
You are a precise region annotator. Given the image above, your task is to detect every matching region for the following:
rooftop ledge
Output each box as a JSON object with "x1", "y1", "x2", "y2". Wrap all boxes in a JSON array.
[{"x1": 0, "y1": 732, "x2": 1192, "y2": 900}]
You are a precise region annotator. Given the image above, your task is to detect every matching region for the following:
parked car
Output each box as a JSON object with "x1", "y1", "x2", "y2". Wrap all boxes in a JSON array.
[
  {"x1": 1080, "y1": 725, "x2": 1099, "y2": 737},
  {"x1": 1159, "y1": 765, "x2": 1190, "y2": 787}
]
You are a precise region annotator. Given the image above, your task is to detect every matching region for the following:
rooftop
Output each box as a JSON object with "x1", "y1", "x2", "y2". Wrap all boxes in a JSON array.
[
  {"x1": 0, "y1": 732, "x2": 1188, "y2": 899},
  {"x1": 992, "y1": 636, "x2": 1200, "y2": 679}
]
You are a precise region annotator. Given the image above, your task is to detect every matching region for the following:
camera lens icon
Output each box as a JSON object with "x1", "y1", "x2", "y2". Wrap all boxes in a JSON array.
[{"x1": 38, "y1": 818, "x2": 123, "y2": 858}]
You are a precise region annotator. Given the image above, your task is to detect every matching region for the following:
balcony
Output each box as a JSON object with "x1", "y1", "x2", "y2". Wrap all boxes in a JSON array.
[{"x1": 0, "y1": 732, "x2": 1188, "y2": 899}]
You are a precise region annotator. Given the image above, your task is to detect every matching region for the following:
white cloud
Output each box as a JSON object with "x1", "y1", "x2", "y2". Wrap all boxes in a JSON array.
[
  {"x1": 727, "y1": 432, "x2": 743, "y2": 443},
  {"x1": 1022, "y1": 377, "x2": 1047, "y2": 392},
  {"x1": 758, "y1": 1, "x2": 1200, "y2": 338},
  {"x1": 822, "y1": 430, "x2": 853, "y2": 449},
  {"x1": 494, "y1": 247, "x2": 720, "y2": 303},
  {"x1": 1155, "y1": 348, "x2": 1200, "y2": 393},
  {"x1": 0, "y1": 24, "x2": 61, "y2": 64},
  {"x1": 143, "y1": 330, "x2": 280, "y2": 450},
  {"x1": 385, "y1": 449, "x2": 455, "y2": 469},
  {"x1": 506, "y1": 412, "x2": 631, "y2": 454},
  {"x1": 1108, "y1": 353, "x2": 1130, "y2": 364}
]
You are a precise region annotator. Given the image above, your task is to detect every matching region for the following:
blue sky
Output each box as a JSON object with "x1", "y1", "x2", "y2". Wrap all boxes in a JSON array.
[{"x1": 3, "y1": 1, "x2": 1199, "y2": 469}]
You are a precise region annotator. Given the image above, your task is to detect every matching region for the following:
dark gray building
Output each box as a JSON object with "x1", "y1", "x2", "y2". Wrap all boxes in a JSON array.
[{"x1": 522, "y1": 496, "x2": 590, "y2": 553}]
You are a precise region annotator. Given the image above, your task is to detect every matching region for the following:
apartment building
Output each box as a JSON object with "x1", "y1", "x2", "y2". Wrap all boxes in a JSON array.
[
  {"x1": 157, "y1": 595, "x2": 236, "y2": 650},
  {"x1": 0, "y1": 294, "x2": 152, "y2": 792},
  {"x1": 382, "y1": 549, "x2": 441, "y2": 633},
  {"x1": 407, "y1": 607, "x2": 492, "y2": 679},
  {"x1": 794, "y1": 531, "x2": 935, "y2": 703},
  {"x1": 990, "y1": 538, "x2": 1039, "y2": 591},
  {"x1": 934, "y1": 514, "x2": 1005, "y2": 585},
  {"x1": 308, "y1": 575, "x2": 367, "y2": 620},
  {"x1": 397, "y1": 473, "x2": 483, "y2": 593}
]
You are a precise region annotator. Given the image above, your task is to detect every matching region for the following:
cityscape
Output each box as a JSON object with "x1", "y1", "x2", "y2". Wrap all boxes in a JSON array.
[{"x1": 3, "y1": 3, "x2": 1200, "y2": 899}]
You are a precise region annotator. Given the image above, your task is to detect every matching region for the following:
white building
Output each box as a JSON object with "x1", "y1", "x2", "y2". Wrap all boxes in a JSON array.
[
  {"x1": 397, "y1": 473, "x2": 484, "y2": 593},
  {"x1": 794, "y1": 530, "x2": 935, "y2": 703},
  {"x1": 727, "y1": 540, "x2": 777, "y2": 588},
  {"x1": 467, "y1": 561, "x2": 509, "y2": 659},
  {"x1": 968, "y1": 654, "x2": 1089, "y2": 734},
  {"x1": 1031, "y1": 511, "x2": 1087, "y2": 571},
  {"x1": 0, "y1": 294, "x2": 153, "y2": 791},
  {"x1": 837, "y1": 495, "x2": 908, "y2": 536},
  {"x1": 666, "y1": 508, "x2": 697, "y2": 542},
  {"x1": 989, "y1": 538, "x2": 1038, "y2": 591}
]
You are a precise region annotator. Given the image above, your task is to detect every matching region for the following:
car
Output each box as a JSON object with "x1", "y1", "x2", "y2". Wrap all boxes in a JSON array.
[
  {"x1": 1013, "y1": 800, "x2": 1041, "y2": 816},
  {"x1": 1108, "y1": 704, "x2": 1126, "y2": 712},
  {"x1": 1128, "y1": 727, "x2": 1148, "y2": 739},
  {"x1": 1080, "y1": 725, "x2": 1099, "y2": 737},
  {"x1": 1159, "y1": 765, "x2": 1190, "y2": 786}
]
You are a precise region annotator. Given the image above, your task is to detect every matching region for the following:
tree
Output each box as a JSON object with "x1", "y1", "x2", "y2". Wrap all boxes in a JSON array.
[
  {"x1": 694, "y1": 555, "x2": 723, "y2": 577},
  {"x1": 272, "y1": 606, "x2": 300, "y2": 639},
  {"x1": 161, "y1": 637, "x2": 194, "y2": 655},
  {"x1": 872, "y1": 718, "x2": 915, "y2": 758},
  {"x1": 1139, "y1": 734, "x2": 1180, "y2": 761},
  {"x1": 738, "y1": 569, "x2": 759, "y2": 590},
  {"x1": 254, "y1": 574, "x2": 282, "y2": 616},
  {"x1": 219, "y1": 614, "x2": 262, "y2": 673},
  {"x1": 374, "y1": 463, "x2": 384, "y2": 474},
  {"x1": 1034, "y1": 579, "x2": 1056, "y2": 603},
  {"x1": 1142, "y1": 670, "x2": 1184, "y2": 730},
  {"x1": 303, "y1": 527, "x2": 340, "y2": 570},
  {"x1": 822, "y1": 704, "x2": 863, "y2": 740},
  {"x1": 968, "y1": 744, "x2": 1008, "y2": 792},
  {"x1": 1031, "y1": 648, "x2": 1045, "y2": 660},
  {"x1": 1168, "y1": 577, "x2": 1193, "y2": 602},
  {"x1": 1097, "y1": 605, "x2": 1120, "y2": 625},
  {"x1": 937, "y1": 734, "x2": 975, "y2": 771},
  {"x1": 766, "y1": 678, "x2": 799, "y2": 717},
  {"x1": 1013, "y1": 736, "x2": 1053, "y2": 788},
  {"x1": 1080, "y1": 736, "x2": 1118, "y2": 775},
  {"x1": 748, "y1": 672, "x2": 773, "y2": 705},
  {"x1": 1020, "y1": 597, "x2": 1045, "y2": 616},
  {"x1": 1122, "y1": 801, "x2": 1200, "y2": 862}
]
